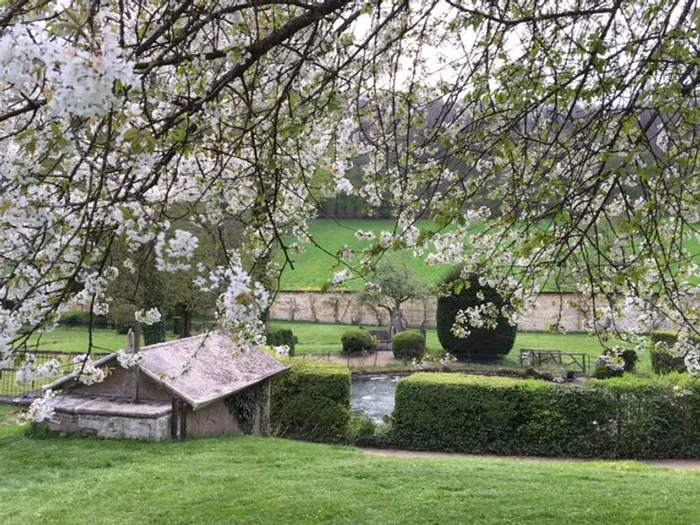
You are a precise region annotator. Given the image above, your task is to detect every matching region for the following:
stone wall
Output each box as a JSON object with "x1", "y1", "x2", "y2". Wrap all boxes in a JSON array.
[{"x1": 270, "y1": 291, "x2": 592, "y2": 332}]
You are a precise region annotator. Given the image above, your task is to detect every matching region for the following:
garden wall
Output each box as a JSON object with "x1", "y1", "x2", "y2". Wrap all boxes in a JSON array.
[
  {"x1": 391, "y1": 373, "x2": 700, "y2": 459},
  {"x1": 270, "y1": 292, "x2": 591, "y2": 331}
]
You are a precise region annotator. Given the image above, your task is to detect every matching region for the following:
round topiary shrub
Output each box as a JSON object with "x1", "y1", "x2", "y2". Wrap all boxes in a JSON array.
[
  {"x1": 392, "y1": 331, "x2": 426, "y2": 363},
  {"x1": 341, "y1": 329, "x2": 378, "y2": 355},
  {"x1": 436, "y1": 269, "x2": 517, "y2": 360}
]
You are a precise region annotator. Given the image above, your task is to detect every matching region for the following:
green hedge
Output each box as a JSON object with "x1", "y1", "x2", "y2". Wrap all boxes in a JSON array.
[
  {"x1": 392, "y1": 331, "x2": 426, "y2": 362},
  {"x1": 341, "y1": 329, "x2": 377, "y2": 355},
  {"x1": 270, "y1": 360, "x2": 351, "y2": 443},
  {"x1": 391, "y1": 372, "x2": 700, "y2": 459},
  {"x1": 266, "y1": 328, "x2": 297, "y2": 357},
  {"x1": 436, "y1": 269, "x2": 517, "y2": 360},
  {"x1": 649, "y1": 331, "x2": 697, "y2": 374}
]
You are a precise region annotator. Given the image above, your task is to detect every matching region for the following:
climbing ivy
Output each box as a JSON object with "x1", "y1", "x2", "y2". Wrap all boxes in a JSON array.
[{"x1": 225, "y1": 382, "x2": 267, "y2": 435}]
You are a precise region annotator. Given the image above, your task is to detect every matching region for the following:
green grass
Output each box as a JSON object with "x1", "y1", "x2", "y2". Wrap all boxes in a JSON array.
[
  {"x1": 20, "y1": 328, "x2": 180, "y2": 354},
  {"x1": 278, "y1": 219, "x2": 700, "y2": 292},
  {"x1": 278, "y1": 219, "x2": 454, "y2": 291},
  {"x1": 1, "y1": 429, "x2": 699, "y2": 524},
  {"x1": 271, "y1": 321, "x2": 645, "y2": 370}
]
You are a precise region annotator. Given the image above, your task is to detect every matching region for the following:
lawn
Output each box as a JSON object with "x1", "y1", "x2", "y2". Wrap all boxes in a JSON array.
[
  {"x1": 21, "y1": 328, "x2": 178, "y2": 354},
  {"x1": 277, "y1": 219, "x2": 454, "y2": 291},
  {"x1": 0, "y1": 420, "x2": 699, "y2": 524},
  {"x1": 270, "y1": 321, "x2": 645, "y2": 370},
  {"x1": 277, "y1": 219, "x2": 700, "y2": 292}
]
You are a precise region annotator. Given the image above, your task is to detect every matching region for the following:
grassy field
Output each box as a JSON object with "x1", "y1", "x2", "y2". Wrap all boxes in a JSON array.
[
  {"x1": 271, "y1": 321, "x2": 645, "y2": 370},
  {"x1": 278, "y1": 219, "x2": 700, "y2": 291},
  {"x1": 277, "y1": 219, "x2": 454, "y2": 291},
  {"x1": 20, "y1": 329, "x2": 180, "y2": 354},
  {"x1": 0, "y1": 415, "x2": 699, "y2": 524}
]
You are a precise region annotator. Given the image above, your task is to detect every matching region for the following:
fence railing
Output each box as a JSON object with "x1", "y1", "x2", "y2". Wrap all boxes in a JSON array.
[
  {"x1": 0, "y1": 351, "x2": 80, "y2": 398},
  {"x1": 518, "y1": 349, "x2": 590, "y2": 375}
]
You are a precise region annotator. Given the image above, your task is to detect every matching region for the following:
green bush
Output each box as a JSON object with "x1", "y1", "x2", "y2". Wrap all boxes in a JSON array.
[
  {"x1": 270, "y1": 360, "x2": 351, "y2": 443},
  {"x1": 392, "y1": 331, "x2": 425, "y2": 362},
  {"x1": 266, "y1": 327, "x2": 297, "y2": 357},
  {"x1": 143, "y1": 322, "x2": 166, "y2": 346},
  {"x1": 341, "y1": 329, "x2": 378, "y2": 355},
  {"x1": 649, "y1": 331, "x2": 696, "y2": 374},
  {"x1": 621, "y1": 349, "x2": 638, "y2": 372},
  {"x1": 391, "y1": 372, "x2": 700, "y2": 459},
  {"x1": 436, "y1": 269, "x2": 517, "y2": 360}
]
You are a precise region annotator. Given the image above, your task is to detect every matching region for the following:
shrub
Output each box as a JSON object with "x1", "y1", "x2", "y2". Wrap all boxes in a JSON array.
[
  {"x1": 341, "y1": 329, "x2": 378, "y2": 355},
  {"x1": 391, "y1": 372, "x2": 700, "y2": 459},
  {"x1": 266, "y1": 327, "x2": 296, "y2": 357},
  {"x1": 392, "y1": 331, "x2": 425, "y2": 362},
  {"x1": 270, "y1": 360, "x2": 351, "y2": 443},
  {"x1": 436, "y1": 269, "x2": 517, "y2": 360},
  {"x1": 649, "y1": 331, "x2": 696, "y2": 374},
  {"x1": 621, "y1": 349, "x2": 638, "y2": 372}
]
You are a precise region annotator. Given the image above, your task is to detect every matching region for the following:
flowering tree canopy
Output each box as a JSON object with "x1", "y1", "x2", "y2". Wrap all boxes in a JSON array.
[{"x1": 1, "y1": 0, "x2": 700, "y2": 393}]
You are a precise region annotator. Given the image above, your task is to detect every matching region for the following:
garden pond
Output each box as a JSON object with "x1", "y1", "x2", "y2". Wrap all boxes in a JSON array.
[{"x1": 350, "y1": 375, "x2": 405, "y2": 424}]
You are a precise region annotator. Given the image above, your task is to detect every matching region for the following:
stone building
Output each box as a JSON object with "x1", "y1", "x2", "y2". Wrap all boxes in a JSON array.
[{"x1": 43, "y1": 332, "x2": 288, "y2": 441}]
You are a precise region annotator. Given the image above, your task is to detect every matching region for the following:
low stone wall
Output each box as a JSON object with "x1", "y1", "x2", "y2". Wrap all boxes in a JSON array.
[{"x1": 270, "y1": 291, "x2": 591, "y2": 332}]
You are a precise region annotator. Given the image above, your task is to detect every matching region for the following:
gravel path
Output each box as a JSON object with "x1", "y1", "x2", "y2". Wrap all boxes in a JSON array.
[{"x1": 360, "y1": 448, "x2": 700, "y2": 471}]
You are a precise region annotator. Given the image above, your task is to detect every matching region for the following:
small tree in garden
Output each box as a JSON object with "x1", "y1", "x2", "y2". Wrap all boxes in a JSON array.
[
  {"x1": 358, "y1": 260, "x2": 428, "y2": 336},
  {"x1": 436, "y1": 267, "x2": 517, "y2": 360}
]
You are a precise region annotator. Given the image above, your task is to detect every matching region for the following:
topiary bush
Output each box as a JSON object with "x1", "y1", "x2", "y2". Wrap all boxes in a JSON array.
[
  {"x1": 341, "y1": 329, "x2": 378, "y2": 355},
  {"x1": 391, "y1": 372, "x2": 700, "y2": 459},
  {"x1": 392, "y1": 330, "x2": 425, "y2": 363},
  {"x1": 436, "y1": 268, "x2": 517, "y2": 360},
  {"x1": 649, "y1": 331, "x2": 696, "y2": 374},
  {"x1": 266, "y1": 327, "x2": 296, "y2": 357},
  {"x1": 270, "y1": 360, "x2": 351, "y2": 443}
]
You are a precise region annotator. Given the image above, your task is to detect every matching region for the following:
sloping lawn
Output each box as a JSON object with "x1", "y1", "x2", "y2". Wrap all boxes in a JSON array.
[
  {"x1": 277, "y1": 219, "x2": 455, "y2": 291},
  {"x1": 0, "y1": 421, "x2": 699, "y2": 524}
]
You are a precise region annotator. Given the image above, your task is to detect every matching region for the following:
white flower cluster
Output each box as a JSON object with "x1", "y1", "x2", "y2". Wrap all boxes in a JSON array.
[
  {"x1": 332, "y1": 268, "x2": 352, "y2": 285},
  {"x1": 217, "y1": 265, "x2": 270, "y2": 333},
  {"x1": 595, "y1": 351, "x2": 626, "y2": 373},
  {"x1": 117, "y1": 351, "x2": 145, "y2": 369},
  {"x1": 155, "y1": 230, "x2": 199, "y2": 272},
  {"x1": 0, "y1": 24, "x2": 137, "y2": 119},
  {"x1": 26, "y1": 389, "x2": 57, "y2": 423},
  {"x1": 14, "y1": 356, "x2": 62, "y2": 386},
  {"x1": 135, "y1": 308, "x2": 162, "y2": 326},
  {"x1": 355, "y1": 230, "x2": 376, "y2": 241},
  {"x1": 72, "y1": 355, "x2": 107, "y2": 385},
  {"x1": 452, "y1": 302, "x2": 501, "y2": 339},
  {"x1": 275, "y1": 345, "x2": 290, "y2": 358}
]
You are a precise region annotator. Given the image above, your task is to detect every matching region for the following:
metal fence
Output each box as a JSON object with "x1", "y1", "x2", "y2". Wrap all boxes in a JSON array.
[{"x1": 0, "y1": 351, "x2": 79, "y2": 398}]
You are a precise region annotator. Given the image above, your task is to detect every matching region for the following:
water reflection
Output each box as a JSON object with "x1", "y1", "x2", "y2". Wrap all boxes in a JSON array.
[{"x1": 351, "y1": 375, "x2": 403, "y2": 424}]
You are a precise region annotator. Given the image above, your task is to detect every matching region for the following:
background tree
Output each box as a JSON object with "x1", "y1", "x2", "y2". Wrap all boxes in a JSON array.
[{"x1": 358, "y1": 260, "x2": 428, "y2": 335}]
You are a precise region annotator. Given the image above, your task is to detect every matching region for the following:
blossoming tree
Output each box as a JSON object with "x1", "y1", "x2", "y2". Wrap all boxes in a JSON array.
[{"x1": 1, "y1": 0, "x2": 700, "y2": 418}]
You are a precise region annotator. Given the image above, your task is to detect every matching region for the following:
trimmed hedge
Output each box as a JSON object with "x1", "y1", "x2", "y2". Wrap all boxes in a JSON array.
[
  {"x1": 649, "y1": 331, "x2": 697, "y2": 374},
  {"x1": 392, "y1": 331, "x2": 426, "y2": 362},
  {"x1": 266, "y1": 327, "x2": 297, "y2": 357},
  {"x1": 392, "y1": 372, "x2": 700, "y2": 459},
  {"x1": 270, "y1": 360, "x2": 351, "y2": 443},
  {"x1": 436, "y1": 269, "x2": 517, "y2": 360},
  {"x1": 341, "y1": 329, "x2": 377, "y2": 355}
]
